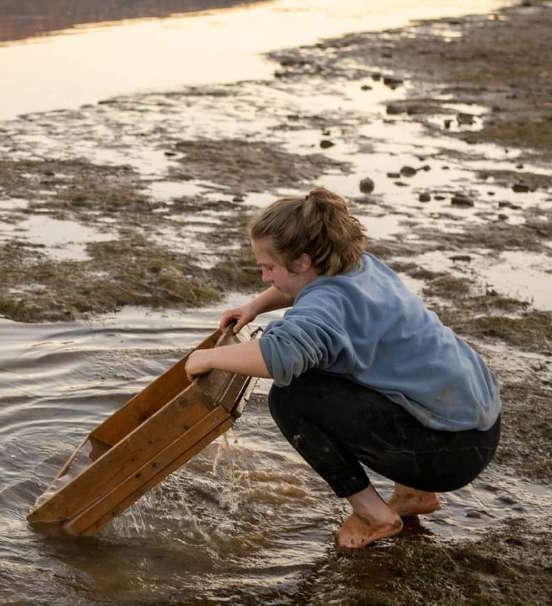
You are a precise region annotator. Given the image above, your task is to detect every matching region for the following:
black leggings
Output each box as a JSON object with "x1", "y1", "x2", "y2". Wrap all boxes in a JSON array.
[{"x1": 268, "y1": 371, "x2": 500, "y2": 498}]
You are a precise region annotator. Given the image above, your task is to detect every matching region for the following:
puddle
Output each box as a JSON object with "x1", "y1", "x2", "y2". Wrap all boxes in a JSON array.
[
  {"x1": 0, "y1": 215, "x2": 114, "y2": 261},
  {"x1": 480, "y1": 250, "x2": 552, "y2": 310},
  {"x1": 146, "y1": 180, "x2": 211, "y2": 202}
]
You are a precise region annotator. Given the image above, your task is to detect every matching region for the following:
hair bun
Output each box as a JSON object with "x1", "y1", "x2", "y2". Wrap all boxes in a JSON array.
[{"x1": 306, "y1": 187, "x2": 346, "y2": 209}]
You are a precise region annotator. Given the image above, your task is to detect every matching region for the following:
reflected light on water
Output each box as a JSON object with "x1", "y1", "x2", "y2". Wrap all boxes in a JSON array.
[{"x1": 0, "y1": 0, "x2": 514, "y2": 120}]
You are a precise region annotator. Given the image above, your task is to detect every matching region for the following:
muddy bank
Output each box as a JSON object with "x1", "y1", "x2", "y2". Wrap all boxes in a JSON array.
[
  {"x1": 0, "y1": 142, "x2": 344, "y2": 321},
  {"x1": 271, "y1": 1, "x2": 552, "y2": 160},
  {"x1": 292, "y1": 516, "x2": 552, "y2": 606}
]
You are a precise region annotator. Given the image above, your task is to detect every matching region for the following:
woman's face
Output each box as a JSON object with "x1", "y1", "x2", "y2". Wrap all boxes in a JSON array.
[{"x1": 251, "y1": 238, "x2": 317, "y2": 297}]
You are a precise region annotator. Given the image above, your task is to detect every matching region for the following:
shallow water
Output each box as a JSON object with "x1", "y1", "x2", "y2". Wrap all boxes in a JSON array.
[
  {"x1": 1, "y1": 300, "x2": 551, "y2": 604},
  {"x1": 0, "y1": 0, "x2": 515, "y2": 120}
]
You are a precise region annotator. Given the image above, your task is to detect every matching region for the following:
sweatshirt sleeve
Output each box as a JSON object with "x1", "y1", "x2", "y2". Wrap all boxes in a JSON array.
[{"x1": 259, "y1": 290, "x2": 348, "y2": 386}]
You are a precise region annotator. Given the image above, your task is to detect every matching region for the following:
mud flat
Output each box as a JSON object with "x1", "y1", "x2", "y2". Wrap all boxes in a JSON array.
[{"x1": 0, "y1": 1, "x2": 551, "y2": 604}]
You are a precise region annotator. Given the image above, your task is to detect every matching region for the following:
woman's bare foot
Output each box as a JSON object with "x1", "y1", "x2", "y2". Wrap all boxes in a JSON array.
[
  {"x1": 336, "y1": 484, "x2": 404, "y2": 549},
  {"x1": 336, "y1": 513, "x2": 403, "y2": 548},
  {"x1": 387, "y1": 483, "x2": 441, "y2": 517}
]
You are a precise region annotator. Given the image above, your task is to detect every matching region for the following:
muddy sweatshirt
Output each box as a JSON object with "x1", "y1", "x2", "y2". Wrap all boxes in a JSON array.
[{"x1": 259, "y1": 252, "x2": 501, "y2": 432}]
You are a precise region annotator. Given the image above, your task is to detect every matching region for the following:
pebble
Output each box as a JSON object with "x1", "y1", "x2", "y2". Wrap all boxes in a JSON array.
[
  {"x1": 498, "y1": 201, "x2": 521, "y2": 209},
  {"x1": 444, "y1": 119, "x2": 452, "y2": 129},
  {"x1": 451, "y1": 193, "x2": 475, "y2": 207},
  {"x1": 418, "y1": 193, "x2": 431, "y2": 202},
  {"x1": 386, "y1": 104, "x2": 403, "y2": 115},
  {"x1": 359, "y1": 177, "x2": 375, "y2": 194},
  {"x1": 320, "y1": 139, "x2": 334, "y2": 149},
  {"x1": 361, "y1": 84, "x2": 372, "y2": 91},
  {"x1": 383, "y1": 76, "x2": 403, "y2": 89},
  {"x1": 457, "y1": 112, "x2": 475, "y2": 125},
  {"x1": 512, "y1": 182, "x2": 531, "y2": 193},
  {"x1": 387, "y1": 172, "x2": 401, "y2": 178},
  {"x1": 400, "y1": 165, "x2": 417, "y2": 177},
  {"x1": 434, "y1": 195, "x2": 446, "y2": 201},
  {"x1": 450, "y1": 255, "x2": 472, "y2": 262},
  {"x1": 498, "y1": 213, "x2": 509, "y2": 221},
  {"x1": 394, "y1": 181, "x2": 409, "y2": 187}
]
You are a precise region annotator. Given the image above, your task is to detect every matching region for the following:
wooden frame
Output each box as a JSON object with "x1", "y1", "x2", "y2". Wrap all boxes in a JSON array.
[{"x1": 28, "y1": 326, "x2": 258, "y2": 536}]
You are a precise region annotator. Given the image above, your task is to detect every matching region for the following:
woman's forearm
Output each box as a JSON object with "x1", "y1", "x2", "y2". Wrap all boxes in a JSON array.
[
  {"x1": 250, "y1": 286, "x2": 293, "y2": 315},
  {"x1": 186, "y1": 340, "x2": 272, "y2": 380}
]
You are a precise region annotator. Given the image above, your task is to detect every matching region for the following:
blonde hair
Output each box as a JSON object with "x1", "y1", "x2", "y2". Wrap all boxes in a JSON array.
[{"x1": 249, "y1": 187, "x2": 366, "y2": 276}]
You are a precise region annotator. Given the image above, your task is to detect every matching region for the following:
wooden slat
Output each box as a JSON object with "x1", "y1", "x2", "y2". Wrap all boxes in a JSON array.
[
  {"x1": 29, "y1": 325, "x2": 258, "y2": 535},
  {"x1": 90, "y1": 331, "x2": 222, "y2": 446},
  {"x1": 71, "y1": 413, "x2": 234, "y2": 536},
  {"x1": 29, "y1": 389, "x2": 211, "y2": 524}
]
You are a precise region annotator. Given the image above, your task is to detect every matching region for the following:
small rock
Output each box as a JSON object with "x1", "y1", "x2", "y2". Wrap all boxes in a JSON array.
[
  {"x1": 386, "y1": 104, "x2": 403, "y2": 115},
  {"x1": 434, "y1": 195, "x2": 446, "y2": 201},
  {"x1": 444, "y1": 119, "x2": 452, "y2": 129},
  {"x1": 457, "y1": 112, "x2": 475, "y2": 126},
  {"x1": 512, "y1": 182, "x2": 531, "y2": 193},
  {"x1": 359, "y1": 177, "x2": 375, "y2": 194},
  {"x1": 233, "y1": 194, "x2": 245, "y2": 202},
  {"x1": 322, "y1": 129, "x2": 331, "y2": 136},
  {"x1": 387, "y1": 172, "x2": 401, "y2": 179},
  {"x1": 361, "y1": 84, "x2": 372, "y2": 91},
  {"x1": 164, "y1": 151, "x2": 177, "y2": 157},
  {"x1": 450, "y1": 255, "x2": 472, "y2": 262},
  {"x1": 498, "y1": 201, "x2": 520, "y2": 209},
  {"x1": 418, "y1": 193, "x2": 431, "y2": 202},
  {"x1": 498, "y1": 495, "x2": 516, "y2": 505},
  {"x1": 381, "y1": 51, "x2": 393, "y2": 59},
  {"x1": 320, "y1": 139, "x2": 334, "y2": 149},
  {"x1": 466, "y1": 510, "x2": 482, "y2": 519},
  {"x1": 394, "y1": 181, "x2": 409, "y2": 187},
  {"x1": 421, "y1": 165, "x2": 431, "y2": 172},
  {"x1": 498, "y1": 213, "x2": 509, "y2": 221},
  {"x1": 383, "y1": 76, "x2": 403, "y2": 89},
  {"x1": 516, "y1": 163, "x2": 524, "y2": 169},
  {"x1": 451, "y1": 193, "x2": 474, "y2": 207},
  {"x1": 487, "y1": 191, "x2": 496, "y2": 196},
  {"x1": 400, "y1": 166, "x2": 417, "y2": 177},
  {"x1": 505, "y1": 537, "x2": 525, "y2": 546},
  {"x1": 442, "y1": 166, "x2": 450, "y2": 170},
  {"x1": 371, "y1": 72, "x2": 382, "y2": 81}
]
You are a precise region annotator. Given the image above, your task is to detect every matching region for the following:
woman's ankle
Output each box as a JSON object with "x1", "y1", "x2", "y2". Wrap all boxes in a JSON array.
[{"x1": 347, "y1": 485, "x2": 401, "y2": 526}]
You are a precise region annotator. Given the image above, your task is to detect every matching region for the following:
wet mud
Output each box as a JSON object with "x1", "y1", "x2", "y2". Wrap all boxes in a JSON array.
[{"x1": 1, "y1": 1, "x2": 551, "y2": 604}]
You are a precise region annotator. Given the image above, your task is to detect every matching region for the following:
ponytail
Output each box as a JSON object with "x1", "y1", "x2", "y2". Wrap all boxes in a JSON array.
[{"x1": 249, "y1": 187, "x2": 366, "y2": 275}]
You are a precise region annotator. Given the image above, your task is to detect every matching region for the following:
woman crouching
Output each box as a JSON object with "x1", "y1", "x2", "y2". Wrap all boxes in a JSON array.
[{"x1": 184, "y1": 187, "x2": 501, "y2": 549}]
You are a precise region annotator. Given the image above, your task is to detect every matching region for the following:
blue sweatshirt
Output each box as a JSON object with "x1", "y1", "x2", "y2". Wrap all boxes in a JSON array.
[{"x1": 259, "y1": 253, "x2": 501, "y2": 432}]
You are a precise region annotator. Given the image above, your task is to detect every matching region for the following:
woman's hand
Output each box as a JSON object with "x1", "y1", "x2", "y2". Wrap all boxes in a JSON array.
[
  {"x1": 219, "y1": 303, "x2": 257, "y2": 333},
  {"x1": 184, "y1": 349, "x2": 213, "y2": 383}
]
